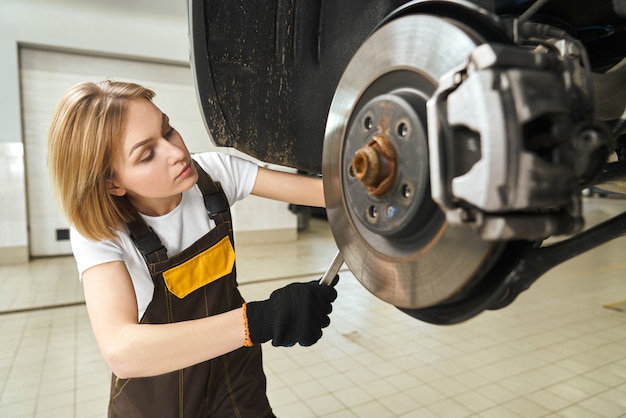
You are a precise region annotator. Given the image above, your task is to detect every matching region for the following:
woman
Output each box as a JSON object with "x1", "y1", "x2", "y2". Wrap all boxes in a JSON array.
[{"x1": 47, "y1": 80, "x2": 338, "y2": 417}]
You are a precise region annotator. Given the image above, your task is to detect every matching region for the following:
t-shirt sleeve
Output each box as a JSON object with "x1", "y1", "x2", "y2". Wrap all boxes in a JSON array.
[
  {"x1": 70, "y1": 226, "x2": 125, "y2": 278},
  {"x1": 192, "y1": 152, "x2": 259, "y2": 206}
]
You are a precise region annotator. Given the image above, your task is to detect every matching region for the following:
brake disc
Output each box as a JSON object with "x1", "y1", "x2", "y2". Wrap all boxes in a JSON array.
[{"x1": 323, "y1": 13, "x2": 511, "y2": 310}]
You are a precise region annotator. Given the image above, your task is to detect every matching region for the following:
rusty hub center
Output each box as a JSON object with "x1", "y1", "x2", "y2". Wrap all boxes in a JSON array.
[{"x1": 352, "y1": 135, "x2": 397, "y2": 196}]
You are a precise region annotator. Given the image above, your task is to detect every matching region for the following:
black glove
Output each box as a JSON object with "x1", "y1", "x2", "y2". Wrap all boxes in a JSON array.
[{"x1": 245, "y1": 275, "x2": 339, "y2": 347}]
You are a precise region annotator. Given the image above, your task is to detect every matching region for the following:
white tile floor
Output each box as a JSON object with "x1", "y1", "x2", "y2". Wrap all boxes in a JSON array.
[{"x1": 1, "y1": 198, "x2": 626, "y2": 417}]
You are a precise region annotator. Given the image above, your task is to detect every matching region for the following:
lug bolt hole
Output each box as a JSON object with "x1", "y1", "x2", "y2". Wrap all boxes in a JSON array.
[
  {"x1": 397, "y1": 122, "x2": 409, "y2": 138},
  {"x1": 364, "y1": 116, "x2": 373, "y2": 130},
  {"x1": 368, "y1": 206, "x2": 378, "y2": 219},
  {"x1": 401, "y1": 184, "x2": 412, "y2": 199}
]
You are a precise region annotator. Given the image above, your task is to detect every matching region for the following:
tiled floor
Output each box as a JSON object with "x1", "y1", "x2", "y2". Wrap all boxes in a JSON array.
[{"x1": 1, "y1": 199, "x2": 626, "y2": 417}]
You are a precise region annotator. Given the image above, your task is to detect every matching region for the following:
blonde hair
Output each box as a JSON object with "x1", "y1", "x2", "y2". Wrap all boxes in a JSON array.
[{"x1": 48, "y1": 80, "x2": 156, "y2": 241}]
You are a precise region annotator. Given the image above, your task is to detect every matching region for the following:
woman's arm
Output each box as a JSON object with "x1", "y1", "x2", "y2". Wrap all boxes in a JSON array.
[
  {"x1": 82, "y1": 260, "x2": 246, "y2": 378},
  {"x1": 251, "y1": 166, "x2": 325, "y2": 207}
]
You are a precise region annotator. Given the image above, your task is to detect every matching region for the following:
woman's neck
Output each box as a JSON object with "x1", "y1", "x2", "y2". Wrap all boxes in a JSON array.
[{"x1": 129, "y1": 193, "x2": 183, "y2": 217}]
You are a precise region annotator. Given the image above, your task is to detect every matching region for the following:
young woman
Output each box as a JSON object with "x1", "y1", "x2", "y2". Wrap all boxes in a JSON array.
[{"x1": 47, "y1": 80, "x2": 338, "y2": 417}]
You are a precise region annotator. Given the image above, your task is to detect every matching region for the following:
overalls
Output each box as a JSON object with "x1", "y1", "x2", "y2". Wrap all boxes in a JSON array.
[{"x1": 108, "y1": 162, "x2": 275, "y2": 418}]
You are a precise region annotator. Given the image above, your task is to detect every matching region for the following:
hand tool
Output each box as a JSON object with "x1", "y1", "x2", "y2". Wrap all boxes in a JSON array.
[{"x1": 319, "y1": 250, "x2": 344, "y2": 286}]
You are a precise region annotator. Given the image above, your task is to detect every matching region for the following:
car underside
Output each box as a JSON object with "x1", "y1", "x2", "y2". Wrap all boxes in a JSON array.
[{"x1": 189, "y1": 0, "x2": 626, "y2": 324}]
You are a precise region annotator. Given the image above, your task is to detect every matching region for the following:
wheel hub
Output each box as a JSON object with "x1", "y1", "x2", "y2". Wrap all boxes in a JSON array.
[
  {"x1": 352, "y1": 134, "x2": 397, "y2": 197},
  {"x1": 345, "y1": 93, "x2": 430, "y2": 239}
]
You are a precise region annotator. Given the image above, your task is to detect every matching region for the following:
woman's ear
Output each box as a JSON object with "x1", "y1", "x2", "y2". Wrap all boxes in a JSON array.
[{"x1": 107, "y1": 179, "x2": 126, "y2": 197}]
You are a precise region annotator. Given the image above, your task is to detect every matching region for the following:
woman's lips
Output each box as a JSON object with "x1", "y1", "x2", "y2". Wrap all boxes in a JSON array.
[{"x1": 177, "y1": 162, "x2": 192, "y2": 179}]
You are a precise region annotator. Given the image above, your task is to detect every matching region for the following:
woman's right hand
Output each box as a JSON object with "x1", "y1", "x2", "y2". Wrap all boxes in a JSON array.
[{"x1": 244, "y1": 275, "x2": 339, "y2": 347}]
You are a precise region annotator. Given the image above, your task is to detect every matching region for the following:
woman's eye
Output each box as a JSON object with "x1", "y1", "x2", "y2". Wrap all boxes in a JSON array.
[
  {"x1": 164, "y1": 126, "x2": 175, "y2": 139},
  {"x1": 139, "y1": 150, "x2": 154, "y2": 163}
]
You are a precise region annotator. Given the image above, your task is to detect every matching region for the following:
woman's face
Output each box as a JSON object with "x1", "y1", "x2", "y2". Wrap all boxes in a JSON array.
[{"x1": 108, "y1": 98, "x2": 198, "y2": 216}]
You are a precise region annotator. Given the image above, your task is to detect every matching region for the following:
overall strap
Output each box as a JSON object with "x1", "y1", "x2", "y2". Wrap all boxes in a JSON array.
[
  {"x1": 127, "y1": 215, "x2": 168, "y2": 264},
  {"x1": 127, "y1": 159, "x2": 231, "y2": 263},
  {"x1": 193, "y1": 160, "x2": 230, "y2": 220}
]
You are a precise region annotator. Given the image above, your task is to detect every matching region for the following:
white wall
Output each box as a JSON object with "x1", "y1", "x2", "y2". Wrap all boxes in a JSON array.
[{"x1": 0, "y1": 0, "x2": 297, "y2": 263}]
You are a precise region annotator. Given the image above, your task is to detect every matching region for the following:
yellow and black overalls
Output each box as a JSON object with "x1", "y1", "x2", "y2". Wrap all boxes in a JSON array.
[{"x1": 108, "y1": 162, "x2": 275, "y2": 418}]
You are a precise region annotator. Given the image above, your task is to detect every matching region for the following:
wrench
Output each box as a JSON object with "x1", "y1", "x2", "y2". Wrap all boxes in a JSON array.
[{"x1": 319, "y1": 250, "x2": 344, "y2": 286}]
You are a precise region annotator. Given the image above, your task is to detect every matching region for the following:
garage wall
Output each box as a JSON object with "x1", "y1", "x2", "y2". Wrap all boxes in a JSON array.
[{"x1": 0, "y1": 0, "x2": 297, "y2": 262}]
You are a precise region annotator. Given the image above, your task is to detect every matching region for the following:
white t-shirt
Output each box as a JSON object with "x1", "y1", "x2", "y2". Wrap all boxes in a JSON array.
[{"x1": 70, "y1": 152, "x2": 259, "y2": 320}]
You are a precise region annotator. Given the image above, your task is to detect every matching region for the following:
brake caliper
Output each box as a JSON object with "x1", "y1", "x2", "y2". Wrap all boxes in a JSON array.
[{"x1": 429, "y1": 35, "x2": 610, "y2": 241}]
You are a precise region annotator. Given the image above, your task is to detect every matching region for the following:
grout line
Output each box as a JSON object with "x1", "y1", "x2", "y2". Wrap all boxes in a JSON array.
[
  {"x1": 238, "y1": 267, "x2": 351, "y2": 286},
  {"x1": 0, "y1": 301, "x2": 85, "y2": 316},
  {"x1": 0, "y1": 266, "x2": 350, "y2": 316}
]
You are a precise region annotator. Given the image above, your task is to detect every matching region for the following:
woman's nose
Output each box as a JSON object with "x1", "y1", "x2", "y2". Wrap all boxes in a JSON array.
[{"x1": 163, "y1": 138, "x2": 186, "y2": 162}]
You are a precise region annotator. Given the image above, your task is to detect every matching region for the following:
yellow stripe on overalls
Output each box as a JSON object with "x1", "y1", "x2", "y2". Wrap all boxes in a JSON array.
[{"x1": 162, "y1": 235, "x2": 236, "y2": 299}]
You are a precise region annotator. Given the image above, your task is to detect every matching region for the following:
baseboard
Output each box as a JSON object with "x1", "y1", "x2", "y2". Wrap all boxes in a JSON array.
[
  {"x1": 0, "y1": 246, "x2": 29, "y2": 265},
  {"x1": 0, "y1": 231, "x2": 297, "y2": 264},
  {"x1": 234, "y1": 228, "x2": 297, "y2": 246}
]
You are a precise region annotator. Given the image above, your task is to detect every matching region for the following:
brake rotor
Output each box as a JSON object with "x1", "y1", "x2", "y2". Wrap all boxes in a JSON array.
[{"x1": 323, "y1": 14, "x2": 509, "y2": 310}]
